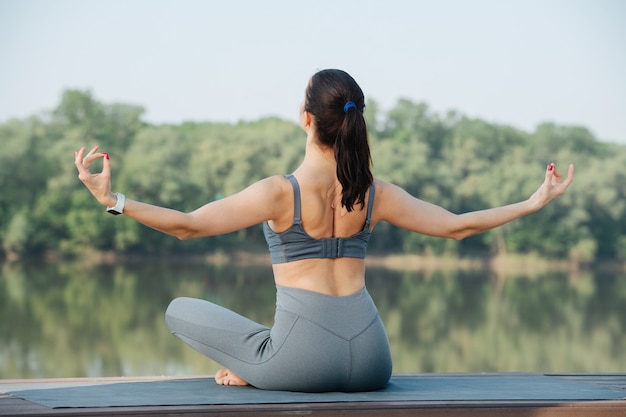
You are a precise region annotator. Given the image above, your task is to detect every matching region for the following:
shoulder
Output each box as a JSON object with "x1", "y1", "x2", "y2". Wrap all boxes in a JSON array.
[
  {"x1": 263, "y1": 175, "x2": 293, "y2": 195},
  {"x1": 372, "y1": 178, "x2": 402, "y2": 197},
  {"x1": 248, "y1": 174, "x2": 294, "y2": 213},
  {"x1": 239, "y1": 175, "x2": 293, "y2": 202},
  {"x1": 370, "y1": 178, "x2": 413, "y2": 223},
  {"x1": 248, "y1": 175, "x2": 296, "y2": 227},
  {"x1": 203, "y1": 175, "x2": 294, "y2": 229}
]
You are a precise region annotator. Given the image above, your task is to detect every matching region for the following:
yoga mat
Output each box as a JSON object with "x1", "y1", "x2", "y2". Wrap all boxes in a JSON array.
[{"x1": 7, "y1": 375, "x2": 625, "y2": 409}]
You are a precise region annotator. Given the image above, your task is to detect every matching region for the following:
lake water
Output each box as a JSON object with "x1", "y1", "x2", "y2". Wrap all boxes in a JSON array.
[{"x1": 1, "y1": 258, "x2": 624, "y2": 379}]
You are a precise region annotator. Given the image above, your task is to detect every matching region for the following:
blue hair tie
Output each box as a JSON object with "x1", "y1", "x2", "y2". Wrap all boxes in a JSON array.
[{"x1": 343, "y1": 101, "x2": 357, "y2": 113}]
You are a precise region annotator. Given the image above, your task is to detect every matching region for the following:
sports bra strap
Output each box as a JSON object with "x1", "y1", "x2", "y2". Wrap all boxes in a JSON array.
[
  {"x1": 285, "y1": 175, "x2": 301, "y2": 223},
  {"x1": 365, "y1": 181, "x2": 375, "y2": 223}
]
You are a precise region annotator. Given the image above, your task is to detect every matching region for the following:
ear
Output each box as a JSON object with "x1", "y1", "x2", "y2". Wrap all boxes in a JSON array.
[
  {"x1": 302, "y1": 110, "x2": 312, "y2": 127},
  {"x1": 300, "y1": 107, "x2": 312, "y2": 130}
]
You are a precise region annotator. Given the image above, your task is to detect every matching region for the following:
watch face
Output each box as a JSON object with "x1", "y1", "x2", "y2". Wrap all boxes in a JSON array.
[{"x1": 106, "y1": 209, "x2": 122, "y2": 215}]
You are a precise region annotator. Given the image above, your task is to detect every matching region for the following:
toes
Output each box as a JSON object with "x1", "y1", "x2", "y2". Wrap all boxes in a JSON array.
[
  {"x1": 214, "y1": 368, "x2": 228, "y2": 385},
  {"x1": 214, "y1": 367, "x2": 249, "y2": 386}
]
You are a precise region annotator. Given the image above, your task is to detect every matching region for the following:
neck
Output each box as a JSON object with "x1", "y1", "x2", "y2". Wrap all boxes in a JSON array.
[
  {"x1": 296, "y1": 133, "x2": 346, "y2": 214},
  {"x1": 301, "y1": 133, "x2": 336, "y2": 173}
]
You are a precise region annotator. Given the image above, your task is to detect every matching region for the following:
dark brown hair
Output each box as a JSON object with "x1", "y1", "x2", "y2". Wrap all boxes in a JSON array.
[{"x1": 305, "y1": 69, "x2": 373, "y2": 212}]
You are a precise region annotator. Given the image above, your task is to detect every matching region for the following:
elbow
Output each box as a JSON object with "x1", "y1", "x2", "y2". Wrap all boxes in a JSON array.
[
  {"x1": 450, "y1": 228, "x2": 483, "y2": 241},
  {"x1": 173, "y1": 214, "x2": 202, "y2": 240},
  {"x1": 450, "y1": 232, "x2": 466, "y2": 241},
  {"x1": 175, "y1": 226, "x2": 215, "y2": 240},
  {"x1": 174, "y1": 228, "x2": 197, "y2": 241},
  {"x1": 431, "y1": 214, "x2": 471, "y2": 241},
  {"x1": 447, "y1": 228, "x2": 474, "y2": 241},
  {"x1": 445, "y1": 217, "x2": 476, "y2": 241}
]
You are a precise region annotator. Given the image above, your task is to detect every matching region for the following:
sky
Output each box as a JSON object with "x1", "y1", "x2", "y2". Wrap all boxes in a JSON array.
[{"x1": 1, "y1": 0, "x2": 625, "y2": 143}]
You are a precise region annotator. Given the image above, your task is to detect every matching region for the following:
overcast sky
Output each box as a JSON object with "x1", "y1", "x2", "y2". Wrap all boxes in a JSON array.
[{"x1": 1, "y1": 0, "x2": 625, "y2": 143}]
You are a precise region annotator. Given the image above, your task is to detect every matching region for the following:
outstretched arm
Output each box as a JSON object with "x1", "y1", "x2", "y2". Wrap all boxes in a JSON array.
[
  {"x1": 375, "y1": 163, "x2": 574, "y2": 240},
  {"x1": 74, "y1": 146, "x2": 286, "y2": 240}
]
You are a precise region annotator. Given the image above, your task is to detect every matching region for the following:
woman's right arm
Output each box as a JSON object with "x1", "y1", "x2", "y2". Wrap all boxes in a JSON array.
[{"x1": 374, "y1": 163, "x2": 574, "y2": 240}]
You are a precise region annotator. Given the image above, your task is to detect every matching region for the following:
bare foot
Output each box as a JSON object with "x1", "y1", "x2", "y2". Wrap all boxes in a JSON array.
[{"x1": 215, "y1": 368, "x2": 249, "y2": 386}]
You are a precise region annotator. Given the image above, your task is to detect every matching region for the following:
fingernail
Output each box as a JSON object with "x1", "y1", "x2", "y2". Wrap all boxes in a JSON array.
[
  {"x1": 103, "y1": 152, "x2": 110, "y2": 160},
  {"x1": 548, "y1": 164, "x2": 553, "y2": 171}
]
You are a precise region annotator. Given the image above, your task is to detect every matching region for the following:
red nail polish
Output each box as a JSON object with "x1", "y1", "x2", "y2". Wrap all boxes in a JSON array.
[
  {"x1": 548, "y1": 164, "x2": 553, "y2": 171},
  {"x1": 103, "y1": 152, "x2": 110, "y2": 160}
]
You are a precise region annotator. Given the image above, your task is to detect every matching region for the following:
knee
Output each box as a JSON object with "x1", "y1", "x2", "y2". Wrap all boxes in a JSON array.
[{"x1": 164, "y1": 297, "x2": 189, "y2": 332}]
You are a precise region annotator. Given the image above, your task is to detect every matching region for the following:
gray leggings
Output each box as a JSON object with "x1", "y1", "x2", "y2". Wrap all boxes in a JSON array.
[{"x1": 165, "y1": 286, "x2": 392, "y2": 392}]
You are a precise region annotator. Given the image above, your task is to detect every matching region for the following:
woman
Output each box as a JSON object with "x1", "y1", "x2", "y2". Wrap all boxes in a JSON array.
[{"x1": 74, "y1": 69, "x2": 574, "y2": 392}]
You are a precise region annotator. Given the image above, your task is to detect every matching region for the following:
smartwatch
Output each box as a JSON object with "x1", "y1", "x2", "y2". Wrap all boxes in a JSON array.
[{"x1": 106, "y1": 192, "x2": 126, "y2": 215}]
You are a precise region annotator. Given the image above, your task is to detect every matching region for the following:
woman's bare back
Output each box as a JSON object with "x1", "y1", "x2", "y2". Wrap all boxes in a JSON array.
[{"x1": 269, "y1": 172, "x2": 372, "y2": 296}]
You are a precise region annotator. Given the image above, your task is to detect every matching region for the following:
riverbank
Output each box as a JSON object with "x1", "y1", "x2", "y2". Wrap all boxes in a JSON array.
[{"x1": 12, "y1": 249, "x2": 624, "y2": 275}]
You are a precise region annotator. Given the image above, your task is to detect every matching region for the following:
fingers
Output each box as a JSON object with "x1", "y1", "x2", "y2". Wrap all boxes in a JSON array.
[
  {"x1": 563, "y1": 163, "x2": 575, "y2": 187},
  {"x1": 545, "y1": 162, "x2": 574, "y2": 181},
  {"x1": 544, "y1": 162, "x2": 556, "y2": 185},
  {"x1": 102, "y1": 151, "x2": 111, "y2": 178},
  {"x1": 82, "y1": 145, "x2": 99, "y2": 169},
  {"x1": 74, "y1": 146, "x2": 85, "y2": 163},
  {"x1": 86, "y1": 145, "x2": 99, "y2": 157},
  {"x1": 543, "y1": 162, "x2": 574, "y2": 198},
  {"x1": 74, "y1": 145, "x2": 111, "y2": 180},
  {"x1": 74, "y1": 146, "x2": 89, "y2": 177}
]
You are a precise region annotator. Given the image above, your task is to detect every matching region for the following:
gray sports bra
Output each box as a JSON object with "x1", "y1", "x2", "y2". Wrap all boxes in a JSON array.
[{"x1": 263, "y1": 175, "x2": 375, "y2": 264}]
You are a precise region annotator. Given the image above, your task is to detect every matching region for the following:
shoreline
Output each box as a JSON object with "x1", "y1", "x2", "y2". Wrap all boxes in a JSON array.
[{"x1": 6, "y1": 250, "x2": 624, "y2": 273}]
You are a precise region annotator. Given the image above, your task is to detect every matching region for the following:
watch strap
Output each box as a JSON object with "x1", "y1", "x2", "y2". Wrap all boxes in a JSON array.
[{"x1": 106, "y1": 192, "x2": 125, "y2": 215}]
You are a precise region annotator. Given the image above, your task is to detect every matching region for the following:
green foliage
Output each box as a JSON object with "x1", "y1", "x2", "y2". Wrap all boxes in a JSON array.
[{"x1": 1, "y1": 90, "x2": 624, "y2": 262}]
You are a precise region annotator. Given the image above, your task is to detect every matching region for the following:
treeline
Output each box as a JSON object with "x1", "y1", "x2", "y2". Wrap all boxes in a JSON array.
[{"x1": 1, "y1": 90, "x2": 625, "y2": 262}]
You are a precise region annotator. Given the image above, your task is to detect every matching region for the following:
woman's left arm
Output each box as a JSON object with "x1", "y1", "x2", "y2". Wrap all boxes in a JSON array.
[{"x1": 74, "y1": 146, "x2": 285, "y2": 240}]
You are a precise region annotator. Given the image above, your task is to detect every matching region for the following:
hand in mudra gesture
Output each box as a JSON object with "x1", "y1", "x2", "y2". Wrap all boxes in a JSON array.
[
  {"x1": 531, "y1": 163, "x2": 575, "y2": 208},
  {"x1": 74, "y1": 145, "x2": 117, "y2": 207}
]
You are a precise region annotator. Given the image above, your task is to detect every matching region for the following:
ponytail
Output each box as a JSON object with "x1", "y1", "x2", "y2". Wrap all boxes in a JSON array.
[
  {"x1": 305, "y1": 69, "x2": 373, "y2": 212},
  {"x1": 335, "y1": 105, "x2": 372, "y2": 211}
]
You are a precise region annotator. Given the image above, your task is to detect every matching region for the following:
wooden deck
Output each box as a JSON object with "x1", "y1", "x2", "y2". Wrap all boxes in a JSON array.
[{"x1": 1, "y1": 373, "x2": 625, "y2": 417}]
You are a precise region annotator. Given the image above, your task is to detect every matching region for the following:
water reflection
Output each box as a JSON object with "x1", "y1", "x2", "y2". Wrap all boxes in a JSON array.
[{"x1": 1, "y1": 259, "x2": 624, "y2": 378}]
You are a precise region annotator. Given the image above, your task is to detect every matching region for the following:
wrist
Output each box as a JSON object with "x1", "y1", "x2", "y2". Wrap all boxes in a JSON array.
[
  {"x1": 106, "y1": 192, "x2": 126, "y2": 215},
  {"x1": 527, "y1": 193, "x2": 544, "y2": 212},
  {"x1": 103, "y1": 192, "x2": 118, "y2": 208}
]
